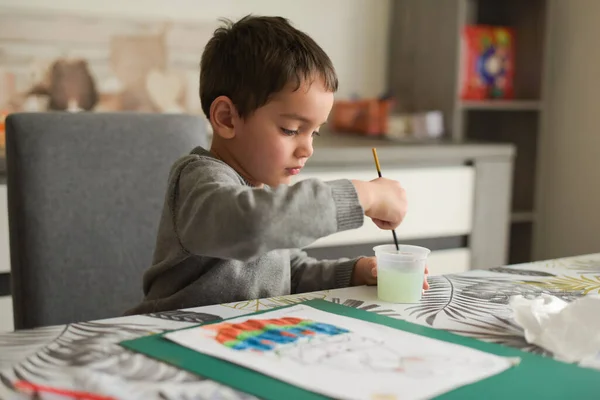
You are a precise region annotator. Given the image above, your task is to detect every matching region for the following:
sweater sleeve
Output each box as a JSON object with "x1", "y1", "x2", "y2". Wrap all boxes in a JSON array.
[
  {"x1": 289, "y1": 249, "x2": 360, "y2": 293},
  {"x1": 168, "y1": 156, "x2": 364, "y2": 261}
]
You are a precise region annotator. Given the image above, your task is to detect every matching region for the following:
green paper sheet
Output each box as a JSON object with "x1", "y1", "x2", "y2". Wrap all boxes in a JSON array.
[{"x1": 121, "y1": 299, "x2": 600, "y2": 399}]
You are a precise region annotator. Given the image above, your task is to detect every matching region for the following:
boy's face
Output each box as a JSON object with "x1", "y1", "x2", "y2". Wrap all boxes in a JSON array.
[{"x1": 229, "y1": 77, "x2": 334, "y2": 187}]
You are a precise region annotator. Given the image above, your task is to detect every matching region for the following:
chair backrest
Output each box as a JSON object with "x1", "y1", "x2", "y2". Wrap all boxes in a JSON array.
[{"x1": 6, "y1": 112, "x2": 206, "y2": 329}]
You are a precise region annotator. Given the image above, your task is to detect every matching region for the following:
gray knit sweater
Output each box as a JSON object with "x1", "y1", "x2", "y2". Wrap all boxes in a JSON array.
[{"x1": 125, "y1": 147, "x2": 365, "y2": 315}]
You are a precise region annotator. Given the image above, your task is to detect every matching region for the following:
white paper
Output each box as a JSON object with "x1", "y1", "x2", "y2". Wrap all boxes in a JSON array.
[
  {"x1": 165, "y1": 305, "x2": 513, "y2": 400},
  {"x1": 510, "y1": 294, "x2": 600, "y2": 366}
]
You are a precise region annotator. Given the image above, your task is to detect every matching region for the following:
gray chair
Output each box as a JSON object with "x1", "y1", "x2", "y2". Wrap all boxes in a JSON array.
[{"x1": 6, "y1": 112, "x2": 206, "y2": 329}]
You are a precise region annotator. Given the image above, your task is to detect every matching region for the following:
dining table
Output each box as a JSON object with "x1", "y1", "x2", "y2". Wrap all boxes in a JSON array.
[{"x1": 1, "y1": 252, "x2": 599, "y2": 399}]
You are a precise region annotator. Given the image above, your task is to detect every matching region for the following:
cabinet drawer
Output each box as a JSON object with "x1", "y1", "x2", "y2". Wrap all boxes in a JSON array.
[
  {"x1": 0, "y1": 185, "x2": 9, "y2": 274},
  {"x1": 0, "y1": 296, "x2": 13, "y2": 332},
  {"x1": 427, "y1": 248, "x2": 471, "y2": 276},
  {"x1": 294, "y1": 166, "x2": 475, "y2": 248}
]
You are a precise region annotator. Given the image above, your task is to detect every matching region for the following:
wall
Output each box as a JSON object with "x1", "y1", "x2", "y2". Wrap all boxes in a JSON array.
[
  {"x1": 0, "y1": 0, "x2": 391, "y2": 331},
  {"x1": 0, "y1": 0, "x2": 391, "y2": 99},
  {"x1": 534, "y1": 0, "x2": 600, "y2": 259}
]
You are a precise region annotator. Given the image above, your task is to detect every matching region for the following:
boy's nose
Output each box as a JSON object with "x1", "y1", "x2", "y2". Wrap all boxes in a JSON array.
[{"x1": 295, "y1": 138, "x2": 314, "y2": 158}]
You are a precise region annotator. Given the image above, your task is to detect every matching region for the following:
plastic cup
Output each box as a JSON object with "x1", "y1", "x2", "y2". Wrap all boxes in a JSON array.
[{"x1": 373, "y1": 244, "x2": 431, "y2": 303}]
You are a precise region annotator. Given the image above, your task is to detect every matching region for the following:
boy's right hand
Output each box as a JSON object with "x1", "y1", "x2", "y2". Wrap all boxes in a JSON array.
[{"x1": 352, "y1": 178, "x2": 407, "y2": 230}]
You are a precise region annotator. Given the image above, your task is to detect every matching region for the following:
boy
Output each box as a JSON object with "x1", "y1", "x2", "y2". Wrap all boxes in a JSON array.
[{"x1": 126, "y1": 15, "x2": 428, "y2": 315}]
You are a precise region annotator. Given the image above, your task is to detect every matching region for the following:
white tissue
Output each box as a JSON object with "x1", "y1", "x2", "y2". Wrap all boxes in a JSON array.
[{"x1": 509, "y1": 294, "x2": 600, "y2": 367}]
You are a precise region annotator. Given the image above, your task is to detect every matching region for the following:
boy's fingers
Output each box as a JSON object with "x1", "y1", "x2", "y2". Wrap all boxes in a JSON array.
[
  {"x1": 372, "y1": 219, "x2": 394, "y2": 230},
  {"x1": 366, "y1": 275, "x2": 377, "y2": 286}
]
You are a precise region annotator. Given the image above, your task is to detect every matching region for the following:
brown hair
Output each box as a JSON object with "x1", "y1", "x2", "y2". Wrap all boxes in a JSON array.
[{"x1": 200, "y1": 15, "x2": 338, "y2": 119}]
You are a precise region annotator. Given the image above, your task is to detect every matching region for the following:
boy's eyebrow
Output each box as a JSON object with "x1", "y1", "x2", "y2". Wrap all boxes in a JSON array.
[{"x1": 280, "y1": 113, "x2": 327, "y2": 126}]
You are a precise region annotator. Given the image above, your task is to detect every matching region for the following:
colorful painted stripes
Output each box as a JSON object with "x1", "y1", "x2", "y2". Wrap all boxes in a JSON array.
[{"x1": 204, "y1": 317, "x2": 349, "y2": 351}]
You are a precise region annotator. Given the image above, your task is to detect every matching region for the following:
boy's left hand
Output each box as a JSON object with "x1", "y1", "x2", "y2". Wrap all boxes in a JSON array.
[{"x1": 351, "y1": 256, "x2": 430, "y2": 290}]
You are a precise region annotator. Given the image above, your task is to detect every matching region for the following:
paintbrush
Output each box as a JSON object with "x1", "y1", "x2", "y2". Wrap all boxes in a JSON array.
[{"x1": 372, "y1": 148, "x2": 400, "y2": 251}]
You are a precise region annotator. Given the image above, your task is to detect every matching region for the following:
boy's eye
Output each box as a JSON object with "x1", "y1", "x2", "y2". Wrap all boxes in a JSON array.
[
  {"x1": 281, "y1": 128, "x2": 321, "y2": 137},
  {"x1": 281, "y1": 128, "x2": 298, "y2": 136}
]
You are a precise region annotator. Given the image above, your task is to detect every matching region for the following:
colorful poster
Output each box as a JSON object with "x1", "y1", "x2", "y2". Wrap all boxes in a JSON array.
[{"x1": 460, "y1": 25, "x2": 515, "y2": 100}]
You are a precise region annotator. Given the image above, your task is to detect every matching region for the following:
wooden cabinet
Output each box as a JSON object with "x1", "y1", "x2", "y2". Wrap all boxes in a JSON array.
[
  {"x1": 293, "y1": 166, "x2": 476, "y2": 276},
  {"x1": 295, "y1": 166, "x2": 474, "y2": 243}
]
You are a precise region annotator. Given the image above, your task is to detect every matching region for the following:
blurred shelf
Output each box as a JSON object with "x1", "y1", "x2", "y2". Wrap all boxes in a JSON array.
[
  {"x1": 389, "y1": 0, "x2": 549, "y2": 265},
  {"x1": 460, "y1": 100, "x2": 542, "y2": 111},
  {"x1": 511, "y1": 211, "x2": 536, "y2": 223}
]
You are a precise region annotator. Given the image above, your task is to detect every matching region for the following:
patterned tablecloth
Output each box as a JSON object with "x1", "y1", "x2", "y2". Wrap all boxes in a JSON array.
[{"x1": 1, "y1": 253, "x2": 599, "y2": 399}]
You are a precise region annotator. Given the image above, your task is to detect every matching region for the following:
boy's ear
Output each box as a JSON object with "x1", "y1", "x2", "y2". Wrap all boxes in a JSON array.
[{"x1": 210, "y1": 96, "x2": 238, "y2": 139}]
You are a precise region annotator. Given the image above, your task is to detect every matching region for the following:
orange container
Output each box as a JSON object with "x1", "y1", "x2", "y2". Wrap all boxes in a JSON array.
[
  {"x1": 0, "y1": 112, "x2": 6, "y2": 150},
  {"x1": 330, "y1": 98, "x2": 393, "y2": 136}
]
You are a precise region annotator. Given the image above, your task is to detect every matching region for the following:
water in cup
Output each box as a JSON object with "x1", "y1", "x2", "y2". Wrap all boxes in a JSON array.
[{"x1": 373, "y1": 244, "x2": 431, "y2": 303}]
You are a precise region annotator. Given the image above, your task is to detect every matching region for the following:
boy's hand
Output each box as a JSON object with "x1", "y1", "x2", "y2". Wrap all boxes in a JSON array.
[
  {"x1": 351, "y1": 256, "x2": 430, "y2": 290},
  {"x1": 352, "y1": 178, "x2": 408, "y2": 230}
]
